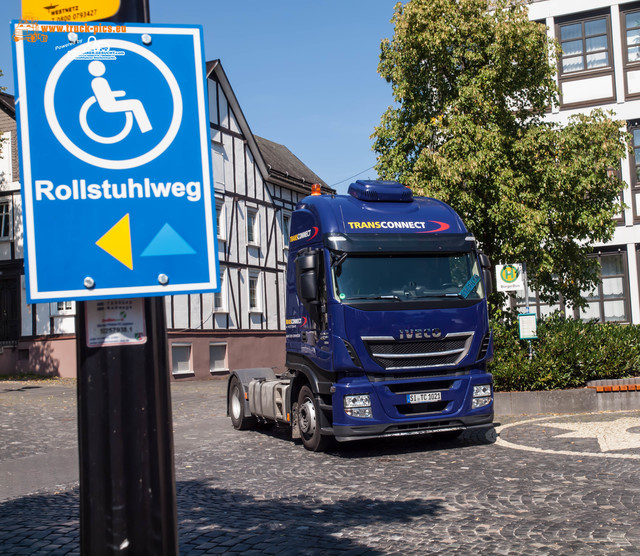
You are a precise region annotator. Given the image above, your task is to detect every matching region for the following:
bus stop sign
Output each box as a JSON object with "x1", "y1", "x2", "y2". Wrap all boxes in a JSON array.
[{"x1": 11, "y1": 21, "x2": 219, "y2": 302}]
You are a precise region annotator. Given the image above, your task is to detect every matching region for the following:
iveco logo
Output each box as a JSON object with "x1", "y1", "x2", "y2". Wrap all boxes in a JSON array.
[{"x1": 398, "y1": 328, "x2": 442, "y2": 340}]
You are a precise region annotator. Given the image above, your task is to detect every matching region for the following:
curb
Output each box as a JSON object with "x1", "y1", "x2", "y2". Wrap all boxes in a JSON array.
[{"x1": 495, "y1": 388, "x2": 640, "y2": 416}]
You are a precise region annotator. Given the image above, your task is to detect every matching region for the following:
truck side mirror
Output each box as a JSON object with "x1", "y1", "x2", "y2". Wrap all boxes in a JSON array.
[
  {"x1": 295, "y1": 249, "x2": 322, "y2": 324},
  {"x1": 478, "y1": 252, "x2": 493, "y2": 297}
]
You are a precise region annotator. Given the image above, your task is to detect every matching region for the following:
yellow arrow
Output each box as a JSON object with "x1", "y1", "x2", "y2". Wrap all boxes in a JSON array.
[{"x1": 96, "y1": 213, "x2": 133, "y2": 270}]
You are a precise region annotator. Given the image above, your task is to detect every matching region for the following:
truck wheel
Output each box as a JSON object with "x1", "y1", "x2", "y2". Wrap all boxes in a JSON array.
[
  {"x1": 228, "y1": 376, "x2": 256, "y2": 430},
  {"x1": 297, "y1": 385, "x2": 329, "y2": 452}
]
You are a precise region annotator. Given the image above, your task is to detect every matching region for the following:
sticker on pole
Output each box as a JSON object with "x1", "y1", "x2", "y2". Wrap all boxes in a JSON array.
[
  {"x1": 11, "y1": 21, "x2": 219, "y2": 302},
  {"x1": 85, "y1": 298, "x2": 146, "y2": 347},
  {"x1": 495, "y1": 263, "x2": 525, "y2": 292}
]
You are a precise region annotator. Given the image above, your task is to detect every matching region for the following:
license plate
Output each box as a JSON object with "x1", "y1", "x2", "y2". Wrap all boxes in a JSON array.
[{"x1": 407, "y1": 391, "x2": 442, "y2": 404}]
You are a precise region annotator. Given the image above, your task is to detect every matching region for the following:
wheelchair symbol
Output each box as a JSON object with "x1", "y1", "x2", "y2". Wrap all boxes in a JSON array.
[
  {"x1": 43, "y1": 38, "x2": 183, "y2": 170},
  {"x1": 79, "y1": 60, "x2": 151, "y2": 144}
]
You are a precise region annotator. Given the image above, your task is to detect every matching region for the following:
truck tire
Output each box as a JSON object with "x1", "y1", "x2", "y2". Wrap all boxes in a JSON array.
[
  {"x1": 297, "y1": 385, "x2": 329, "y2": 452},
  {"x1": 228, "y1": 376, "x2": 256, "y2": 430}
]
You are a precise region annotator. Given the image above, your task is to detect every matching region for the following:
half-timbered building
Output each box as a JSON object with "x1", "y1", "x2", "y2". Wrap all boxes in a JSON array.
[{"x1": 0, "y1": 61, "x2": 330, "y2": 379}]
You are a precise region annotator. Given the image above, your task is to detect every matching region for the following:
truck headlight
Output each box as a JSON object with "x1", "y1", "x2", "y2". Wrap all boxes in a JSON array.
[
  {"x1": 471, "y1": 384, "x2": 492, "y2": 409},
  {"x1": 473, "y1": 384, "x2": 492, "y2": 397},
  {"x1": 344, "y1": 394, "x2": 372, "y2": 418}
]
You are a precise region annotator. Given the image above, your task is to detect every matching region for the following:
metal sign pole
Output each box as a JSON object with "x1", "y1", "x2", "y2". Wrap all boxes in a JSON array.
[
  {"x1": 75, "y1": 1, "x2": 178, "y2": 554},
  {"x1": 521, "y1": 263, "x2": 534, "y2": 361}
]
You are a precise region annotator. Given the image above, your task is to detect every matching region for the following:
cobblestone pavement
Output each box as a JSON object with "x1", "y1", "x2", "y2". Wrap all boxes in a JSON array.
[{"x1": 1, "y1": 379, "x2": 640, "y2": 554}]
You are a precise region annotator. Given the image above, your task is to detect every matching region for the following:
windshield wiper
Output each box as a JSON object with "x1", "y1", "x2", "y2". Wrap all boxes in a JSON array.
[
  {"x1": 344, "y1": 295, "x2": 402, "y2": 302},
  {"x1": 411, "y1": 293, "x2": 465, "y2": 299},
  {"x1": 331, "y1": 253, "x2": 348, "y2": 269}
]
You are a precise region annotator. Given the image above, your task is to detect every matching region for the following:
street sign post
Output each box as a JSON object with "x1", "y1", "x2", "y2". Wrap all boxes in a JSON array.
[{"x1": 11, "y1": 20, "x2": 218, "y2": 302}]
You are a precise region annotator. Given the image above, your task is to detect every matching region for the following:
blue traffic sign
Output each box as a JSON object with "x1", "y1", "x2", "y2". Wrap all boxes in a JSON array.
[{"x1": 11, "y1": 21, "x2": 219, "y2": 302}]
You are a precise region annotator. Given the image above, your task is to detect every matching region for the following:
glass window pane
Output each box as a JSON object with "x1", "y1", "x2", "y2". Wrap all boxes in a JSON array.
[
  {"x1": 602, "y1": 277, "x2": 623, "y2": 297},
  {"x1": 604, "y1": 300, "x2": 626, "y2": 322},
  {"x1": 634, "y1": 130, "x2": 640, "y2": 146},
  {"x1": 580, "y1": 302, "x2": 600, "y2": 321},
  {"x1": 586, "y1": 35, "x2": 607, "y2": 53},
  {"x1": 210, "y1": 345, "x2": 226, "y2": 372},
  {"x1": 626, "y1": 11, "x2": 640, "y2": 30},
  {"x1": 585, "y1": 18, "x2": 606, "y2": 36},
  {"x1": 582, "y1": 284, "x2": 599, "y2": 300},
  {"x1": 629, "y1": 46, "x2": 640, "y2": 62},
  {"x1": 172, "y1": 346, "x2": 191, "y2": 373},
  {"x1": 563, "y1": 56, "x2": 584, "y2": 73},
  {"x1": 561, "y1": 23, "x2": 583, "y2": 41},
  {"x1": 628, "y1": 29, "x2": 640, "y2": 46},
  {"x1": 586, "y1": 52, "x2": 608, "y2": 69},
  {"x1": 634, "y1": 147, "x2": 640, "y2": 165},
  {"x1": 601, "y1": 255, "x2": 624, "y2": 276},
  {"x1": 540, "y1": 304, "x2": 561, "y2": 318},
  {"x1": 562, "y1": 39, "x2": 583, "y2": 56}
]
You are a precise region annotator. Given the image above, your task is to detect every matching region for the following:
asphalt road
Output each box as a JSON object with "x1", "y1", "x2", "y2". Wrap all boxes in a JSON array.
[{"x1": 1, "y1": 379, "x2": 640, "y2": 554}]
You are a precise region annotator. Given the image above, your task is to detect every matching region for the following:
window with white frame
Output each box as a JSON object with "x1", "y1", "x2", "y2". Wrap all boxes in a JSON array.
[
  {"x1": 282, "y1": 212, "x2": 291, "y2": 248},
  {"x1": 247, "y1": 209, "x2": 258, "y2": 245},
  {"x1": 51, "y1": 300, "x2": 75, "y2": 316},
  {"x1": 0, "y1": 201, "x2": 10, "y2": 239},
  {"x1": 214, "y1": 267, "x2": 227, "y2": 312},
  {"x1": 248, "y1": 271, "x2": 262, "y2": 312},
  {"x1": 209, "y1": 343, "x2": 227, "y2": 374},
  {"x1": 171, "y1": 343, "x2": 193, "y2": 375}
]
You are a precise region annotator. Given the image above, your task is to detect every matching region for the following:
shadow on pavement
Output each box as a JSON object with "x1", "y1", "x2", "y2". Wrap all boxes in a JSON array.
[
  {"x1": 0, "y1": 481, "x2": 444, "y2": 554},
  {"x1": 178, "y1": 480, "x2": 443, "y2": 554},
  {"x1": 258, "y1": 424, "x2": 497, "y2": 459}
]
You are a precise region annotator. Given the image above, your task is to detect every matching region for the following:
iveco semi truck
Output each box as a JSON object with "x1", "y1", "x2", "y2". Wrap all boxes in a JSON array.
[{"x1": 227, "y1": 180, "x2": 494, "y2": 451}]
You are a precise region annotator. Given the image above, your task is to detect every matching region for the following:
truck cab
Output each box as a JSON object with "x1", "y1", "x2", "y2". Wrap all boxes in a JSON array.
[{"x1": 228, "y1": 180, "x2": 494, "y2": 451}]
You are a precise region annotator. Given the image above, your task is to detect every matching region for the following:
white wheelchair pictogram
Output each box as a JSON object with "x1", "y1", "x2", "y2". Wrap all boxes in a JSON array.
[
  {"x1": 79, "y1": 60, "x2": 152, "y2": 144},
  {"x1": 43, "y1": 38, "x2": 183, "y2": 170}
]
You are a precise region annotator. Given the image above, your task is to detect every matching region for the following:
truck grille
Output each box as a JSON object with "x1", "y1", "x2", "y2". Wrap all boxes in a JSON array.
[{"x1": 362, "y1": 332, "x2": 473, "y2": 370}]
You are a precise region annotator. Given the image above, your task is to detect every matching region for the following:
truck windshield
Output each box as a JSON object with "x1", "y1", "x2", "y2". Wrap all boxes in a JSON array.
[{"x1": 332, "y1": 253, "x2": 484, "y2": 302}]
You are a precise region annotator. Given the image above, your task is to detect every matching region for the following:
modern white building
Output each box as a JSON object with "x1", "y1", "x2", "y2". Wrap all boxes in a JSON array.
[
  {"x1": 0, "y1": 60, "x2": 331, "y2": 379},
  {"x1": 513, "y1": 0, "x2": 640, "y2": 323}
]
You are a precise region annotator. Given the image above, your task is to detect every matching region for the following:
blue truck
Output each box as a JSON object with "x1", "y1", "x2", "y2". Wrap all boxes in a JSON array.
[{"x1": 227, "y1": 180, "x2": 494, "y2": 451}]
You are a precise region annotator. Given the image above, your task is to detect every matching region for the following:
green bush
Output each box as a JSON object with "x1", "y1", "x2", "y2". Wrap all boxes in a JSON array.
[{"x1": 489, "y1": 312, "x2": 640, "y2": 391}]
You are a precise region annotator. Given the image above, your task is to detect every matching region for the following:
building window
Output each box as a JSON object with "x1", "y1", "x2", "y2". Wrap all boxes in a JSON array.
[
  {"x1": 171, "y1": 343, "x2": 193, "y2": 375},
  {"x1": 576, "y1": 252, "x2": 629, "y2": 323},
  {"x1": 216, "y1": 200, "x2": 226, "y2": 241},
  {"x1": 247, "y1": 209, "x2": 258, "y2": 245},
  {"x1": 512, "y1": 286, "x2": 563, "y2": 319},
  {"x1": 627, "y1": 121, "x2": 640, "y2": 222},
  {"x1": 282, "y1": 213, "x2": 291, "y2": 248},
  {"x1": 214, "y1": 267, "x2": 227, "y2": 312},
  {"x1": 248, "y1": 271, "x2": 261, "y2": 312},
  {"x1": 209, "y1": 343, "x2": 227, "y2": 374},
  {"x1": 0, "y1": 201, "x2": 10, "y2": 239},
  {"x1": 51, "y1": 300, "x2": 75, "y2": 316},
  {"x1": 625, "y1": 9, "x2": 640, "y2": 64},
  {"x1": 558, "y1": 16, "x2": 610, "y2": 75}
]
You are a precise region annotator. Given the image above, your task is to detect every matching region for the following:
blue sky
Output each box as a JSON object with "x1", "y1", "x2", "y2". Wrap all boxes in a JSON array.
[{"x1": 1, "y1": 1, "x2": 399, "y2": 193}]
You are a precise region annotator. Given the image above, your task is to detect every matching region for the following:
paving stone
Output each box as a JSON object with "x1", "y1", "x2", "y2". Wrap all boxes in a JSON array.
[{"x1": 1, "y1": 380, "x2": 640, "y2": 554}]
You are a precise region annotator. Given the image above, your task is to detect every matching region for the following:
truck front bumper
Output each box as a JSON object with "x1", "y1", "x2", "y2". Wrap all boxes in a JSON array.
[{"x1": 332, "y1": 412, "x2": 494, "y2": 442}]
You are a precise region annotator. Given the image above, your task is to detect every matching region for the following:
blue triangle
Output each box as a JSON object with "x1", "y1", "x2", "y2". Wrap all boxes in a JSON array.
[{"x1": 141, "y1": 223, "x2": 196, "y2": 257}]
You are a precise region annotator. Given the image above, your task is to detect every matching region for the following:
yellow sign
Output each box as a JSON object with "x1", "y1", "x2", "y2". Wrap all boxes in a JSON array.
[
  {"x1": 22, "y1": 0, "x2": 120, "y2": 22},
  {"x1": 96, "y1": 213, "x2": 133, "y2": 270},
  {"x1": 500, "y1": 265, "x2": 520, "y2": 284}
]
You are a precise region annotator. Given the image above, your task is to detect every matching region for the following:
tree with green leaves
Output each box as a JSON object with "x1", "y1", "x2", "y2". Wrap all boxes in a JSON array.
[{"x1": 372, "y1": 0, "x2": 630, "y2": 308}]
